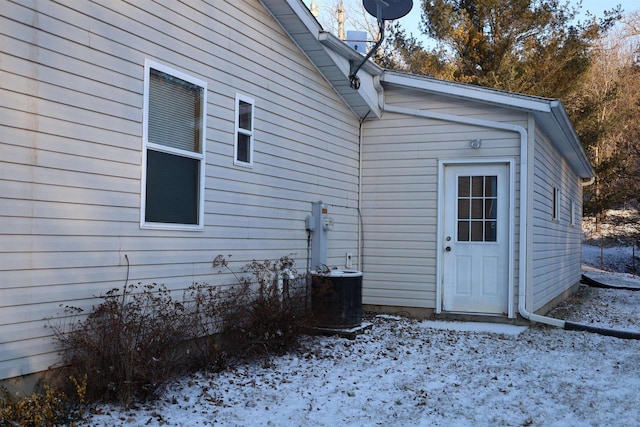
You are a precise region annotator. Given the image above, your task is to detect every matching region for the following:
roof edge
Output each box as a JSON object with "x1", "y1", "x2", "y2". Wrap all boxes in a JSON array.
[{"x1": 382, "y1": 71, "x2": 555, "y2": 113}]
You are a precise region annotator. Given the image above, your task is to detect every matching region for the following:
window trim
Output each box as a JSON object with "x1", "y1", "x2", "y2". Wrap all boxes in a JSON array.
[
  {"x1": 233, "y1": 93, "x2": 255, "y2": 167},
  {"x1": 141, "y1": 59, "x2": 207, "y2": 230}
]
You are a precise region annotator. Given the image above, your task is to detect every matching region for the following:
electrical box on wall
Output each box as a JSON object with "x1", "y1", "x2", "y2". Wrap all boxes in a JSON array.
[
  {"x1": 305, "y1": 215, "x2": 315, "y2": 231},
  {"x1": 346, "y1": 252, "x2": 353, "y2": 268},
  {"x1": 309, "y1": 201, "x2": 330, "y2": 269}
]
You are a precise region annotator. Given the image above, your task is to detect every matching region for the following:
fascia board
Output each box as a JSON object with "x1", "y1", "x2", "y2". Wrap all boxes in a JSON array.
[
  {"x1": 318, "y1": 31, "x2": 384, "y2": 76},
  {"x1": 382, "y1": 71, "x2": 553, "y2": 113},
  {"x1": 548, "y1": 102, "x2": 595, "y2": 178}
]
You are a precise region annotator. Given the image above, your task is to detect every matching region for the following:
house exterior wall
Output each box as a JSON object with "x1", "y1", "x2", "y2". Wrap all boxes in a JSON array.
[
  {"x1": 361, "y1": 87, "x2": 526, "y2": 311},
  {"x1": 530, "y1": 127, "x2": 583, "y2": 313},
  {"x1": 0, "y1": 0, "x2": 360, "y2": 380}
]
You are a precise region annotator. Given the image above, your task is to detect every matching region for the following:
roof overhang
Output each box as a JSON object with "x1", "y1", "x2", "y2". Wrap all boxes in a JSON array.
[
  {"x1": 382, "y1": 71, "x2": 594, "y2": 179},
  {"x1": 260, "y1": 0, "x2": 383, "y2": 118}
]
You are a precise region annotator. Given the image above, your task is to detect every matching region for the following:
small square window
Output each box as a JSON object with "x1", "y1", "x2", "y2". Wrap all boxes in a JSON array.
[{"x1": 234, "y1": 94, "x2": 254, "y2": 166}]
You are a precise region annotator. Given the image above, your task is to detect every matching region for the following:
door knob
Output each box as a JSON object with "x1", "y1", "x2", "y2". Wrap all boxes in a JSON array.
[{"x1": 445, "y1": 246, "x2": 451, "y2": 252}]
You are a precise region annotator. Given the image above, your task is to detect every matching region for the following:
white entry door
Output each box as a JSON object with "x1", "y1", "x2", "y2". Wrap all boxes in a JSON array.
[{"x1": 442, "y1": 163, "x2": 510, "y2": 315}]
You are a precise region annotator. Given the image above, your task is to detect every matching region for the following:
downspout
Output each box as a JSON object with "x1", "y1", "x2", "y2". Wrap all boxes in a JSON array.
[
  {"x1": 357, "y1": 111, "x2": 372, "y2": 272},
  {"x1": 382, "y1": 104, "x2": 564, "y2": 327}
]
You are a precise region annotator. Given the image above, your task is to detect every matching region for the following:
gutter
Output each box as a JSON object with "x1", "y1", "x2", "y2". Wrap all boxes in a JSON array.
[
  {"x1": 582, "y1": 176, "x2": 595, "y2": 187},
  {"x1": 382, "y1": 103, "x2": 564, "y2": 327}
]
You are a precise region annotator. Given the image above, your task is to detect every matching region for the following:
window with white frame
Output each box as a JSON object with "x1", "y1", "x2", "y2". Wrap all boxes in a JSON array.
[
  {"x1": 234, "y1": 94, "x2": 254, "y2": 166},
  {"x1": 141, "y1": 60, "x2": 206, "y2": 228},
  {"x1": 552, "y1": 187, "x2": 560, "y2": 221}
]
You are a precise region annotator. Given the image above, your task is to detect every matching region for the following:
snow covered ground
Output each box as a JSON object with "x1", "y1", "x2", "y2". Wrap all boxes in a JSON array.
[{"x1": 82, "y1": 242, "x2": 640, "y2": 427}]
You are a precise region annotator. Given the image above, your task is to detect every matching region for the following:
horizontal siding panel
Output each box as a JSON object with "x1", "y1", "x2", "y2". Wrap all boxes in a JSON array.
[
  {"x1": 0, "y1": 341, "x2": 59, "y2": 379},
  {"x1": 0, "y1": 200, "x2": 138, "y2": 223},
  {"x1": 1, "y1": 181, "x2": 139, "y2": 209},
  {"x1": 3, "y1": 88, "x2": 140, "y2": 136},
  {"x1": 1, "y1": 68, "x2": 139, "y2": 122},
  {"x1": 363, "y1": 291, "x2": 434, "y2": 308},
  {"x1": 2, "y1": 142, "x2": 139, "y2": 181},
  {"x1": 0, "y1": 163, "x2": 138, "y2": 196},
  {"x1": 0, "y1": 107, "x2": 142, "y2": 153},
  {"x1": 1, "y1": 126, "x2": 141, "y2": 166}
]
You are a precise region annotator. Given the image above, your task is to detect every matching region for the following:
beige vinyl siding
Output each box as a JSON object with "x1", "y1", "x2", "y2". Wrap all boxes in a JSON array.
[
  {"x1": 0, "y1": 0, "x2": 360, "y2": 379},
  {"x1": 530, "y1": 128, "x2": 583, "y2": 312},
  {"x1": 361, "y1": 88, "x2": 524, "y2": 309}
]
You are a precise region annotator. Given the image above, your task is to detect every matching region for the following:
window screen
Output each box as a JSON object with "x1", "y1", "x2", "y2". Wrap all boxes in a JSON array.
[{"x1": 145, "y1": 150, "x2": 199, "y2": 224}]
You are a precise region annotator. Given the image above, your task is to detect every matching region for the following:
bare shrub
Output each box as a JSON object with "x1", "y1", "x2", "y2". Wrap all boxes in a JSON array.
[
  {"x1": 50, "y1": 255, "x2": 310, "y2": 408},
  {"x1": 53, "y1": 283, "x2": 208, "y2": 406},
  {"x1": 213, "y1": 256, "x2": 312, "y2": 357}
]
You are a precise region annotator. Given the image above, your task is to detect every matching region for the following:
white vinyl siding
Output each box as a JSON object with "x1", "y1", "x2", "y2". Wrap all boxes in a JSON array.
[
  {"x1": 0, "y1": 0, "x2": 360, "y2": 381},
  {"x1": 361, "y1": 89, "x2": 524, "y2": 310},
  {"x1": 530, "y1": 128, "x2": 583, "y2": 312}
]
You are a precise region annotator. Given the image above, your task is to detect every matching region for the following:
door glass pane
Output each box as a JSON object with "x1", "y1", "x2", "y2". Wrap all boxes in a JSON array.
[
  {"x1": 471, "y1": 221, "x2": 483, "y2": 241},
  {"x1": 458, "y1": 176, "x2": 470, "y2": 197},
  {"x1": 458, "y1": 221, "x2": 470, "y2": 242},
  {"x1": 458, "y1": 199, "x2": 469, "y2": 219},
  {"x1": 485, "y1": 221, "x2": 497, "y2": 242},
  {"x1": 485, "y1": 199, "x2": 497, "y2": 219},
  {"x1": 485, "y1": 176, "x2": 497, "y2": 197},
  {"x1": 471, "y1": 176, "x2": 483, "y2": 197},
  {"x1": 471, "y1": 199, "x2": 483, "y2": 219}
]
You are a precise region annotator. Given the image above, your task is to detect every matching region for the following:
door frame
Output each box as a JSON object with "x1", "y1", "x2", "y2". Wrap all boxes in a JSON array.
[{"x1": 436, "y1": 158, "x2": 516, "y2": 318}]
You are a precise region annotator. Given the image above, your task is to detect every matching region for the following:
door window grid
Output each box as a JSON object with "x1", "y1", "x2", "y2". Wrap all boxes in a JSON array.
[{"x1": 457, "y1": 175, "x2": 498, "y2": 242}]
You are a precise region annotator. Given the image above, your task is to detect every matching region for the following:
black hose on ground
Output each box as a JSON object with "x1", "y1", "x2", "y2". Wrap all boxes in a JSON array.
[
  {"x1": 564, "y1": 321, "x2": 640, "y2": 340},
  {"x1": 557, "y1": 274, "x2": 640, "y2": 339},
  {"x1": 581, "y1": 274, "x2": 640, "y2": 291}
]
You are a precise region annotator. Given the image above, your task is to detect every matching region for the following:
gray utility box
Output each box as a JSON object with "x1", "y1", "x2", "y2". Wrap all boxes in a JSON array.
[{"x1": 311, "y1": 270, "x2": 363, "y2": 329}]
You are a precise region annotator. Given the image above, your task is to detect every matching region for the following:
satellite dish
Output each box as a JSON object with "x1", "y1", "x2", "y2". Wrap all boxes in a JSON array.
[
  {"x1": 362, "y1": 0, "x2": 413, "y2": 21},
  {"x1": 349, "y1": 0, "x2": 413, "y2": 90}
]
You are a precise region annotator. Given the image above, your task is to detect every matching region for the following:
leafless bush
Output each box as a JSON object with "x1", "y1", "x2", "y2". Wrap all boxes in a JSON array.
[
  {"x1": 50, "y1": 255, "x2": 311, "y2": 407},
  {"x1": 52, "y1": 283, "x2": 216, "y2": 406},
  {"x1": 213, "y1": 256, "x2": 312, "y2": 358}
]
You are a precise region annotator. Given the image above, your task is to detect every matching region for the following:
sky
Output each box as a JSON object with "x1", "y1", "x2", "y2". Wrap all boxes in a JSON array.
[
  {"x1": 306, "y1": 0, "x2": 639, "y2": 47},
  {"x1": 399, "y1": 0, "x2": 639, "y2": 45}
]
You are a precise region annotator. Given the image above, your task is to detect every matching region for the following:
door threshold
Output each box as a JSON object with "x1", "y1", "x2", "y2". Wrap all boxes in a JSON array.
[{"x1": 436, "y1": 312, "x2": 528, "y2": 325}]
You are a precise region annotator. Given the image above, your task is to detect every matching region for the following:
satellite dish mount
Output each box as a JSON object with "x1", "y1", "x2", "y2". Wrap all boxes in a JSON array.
[{"x1": 349, "y1": 0, "x2": 412, "y2": 90}]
